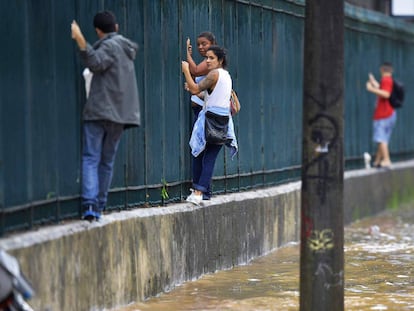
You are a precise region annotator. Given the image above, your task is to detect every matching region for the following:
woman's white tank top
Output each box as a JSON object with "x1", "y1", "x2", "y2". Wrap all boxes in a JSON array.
[{"x1": 204, "y1": 68, "x2": 232, "y2": 110}]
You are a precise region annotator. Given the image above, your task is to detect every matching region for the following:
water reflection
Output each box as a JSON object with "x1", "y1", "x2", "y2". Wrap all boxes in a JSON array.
[{"x1": 115, "y1": 207, "x2": 414, "y2": 311}]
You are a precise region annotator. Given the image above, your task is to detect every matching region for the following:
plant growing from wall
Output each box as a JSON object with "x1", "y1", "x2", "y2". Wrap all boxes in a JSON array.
[{"x1": 161, "y1": 178, "x2": 169, "y2": 206}]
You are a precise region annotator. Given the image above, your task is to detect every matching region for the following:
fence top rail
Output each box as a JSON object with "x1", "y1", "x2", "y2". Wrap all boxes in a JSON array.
[
  {"x1": 235, "y1": 0, "x2": 414, "y2": 39},
  {"x1": 345, "y1": 3, "x2": 414, "y2": 37}
]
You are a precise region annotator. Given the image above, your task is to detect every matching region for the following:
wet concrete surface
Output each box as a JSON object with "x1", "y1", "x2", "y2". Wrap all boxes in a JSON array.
[{"x1": 113, "y1": 205, "x2": 414, "y2": 311}]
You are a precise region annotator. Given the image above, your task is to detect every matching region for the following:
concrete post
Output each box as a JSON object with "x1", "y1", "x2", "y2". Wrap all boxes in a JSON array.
[{"x1": 300, "y1": 0, "x2": 345, "y2": 310}]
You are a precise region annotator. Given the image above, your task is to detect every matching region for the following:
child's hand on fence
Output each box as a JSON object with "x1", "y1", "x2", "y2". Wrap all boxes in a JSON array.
[{"x1": 186, "y1": 38, "x2": 192, "y2": 55}]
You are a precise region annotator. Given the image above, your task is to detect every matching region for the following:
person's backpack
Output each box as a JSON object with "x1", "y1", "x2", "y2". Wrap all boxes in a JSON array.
[{"x1": 389, "y1": 78, "x2": 405, "y2": 109}]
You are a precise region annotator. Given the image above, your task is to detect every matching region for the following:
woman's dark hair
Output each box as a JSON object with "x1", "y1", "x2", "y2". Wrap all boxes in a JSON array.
[
  {"x1": 197, "y1": 31, "x2": 217, "y2": 45},
  {"x1": 207, "y1": 45, "x2": 228, "y2": 69}
]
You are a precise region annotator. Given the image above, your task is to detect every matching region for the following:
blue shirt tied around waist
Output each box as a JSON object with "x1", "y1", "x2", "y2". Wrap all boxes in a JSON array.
[{"x1": 189, "y1": 106, "x2": 238, "y2": 158}]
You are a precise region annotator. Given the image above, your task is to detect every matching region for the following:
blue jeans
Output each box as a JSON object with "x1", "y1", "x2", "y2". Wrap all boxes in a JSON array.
[
  {"x1": 82, "y1": 121, "x2": 124, "y2": 210},
  {"x1": 192, "y1": 143, "x2": 223, "y2": 194}
]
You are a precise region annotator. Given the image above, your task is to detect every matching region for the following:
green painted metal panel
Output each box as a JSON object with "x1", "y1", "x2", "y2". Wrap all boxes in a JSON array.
[
  {"x1": 2, "y1": 0, "x2": 414, "y2": 234},
  {"x1": 3, "y1": 1, "x2": 31, "y2": 209}
]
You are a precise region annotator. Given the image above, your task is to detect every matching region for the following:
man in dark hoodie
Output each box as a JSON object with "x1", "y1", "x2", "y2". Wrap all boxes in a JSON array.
[{"x1": 71, "y1": 11, "x2": 141, "y2": 221}]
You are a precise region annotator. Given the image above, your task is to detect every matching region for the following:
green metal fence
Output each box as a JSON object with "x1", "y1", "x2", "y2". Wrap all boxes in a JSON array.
[{"x1": 1, "y1": 0, "x2": 414, "y2": 235}]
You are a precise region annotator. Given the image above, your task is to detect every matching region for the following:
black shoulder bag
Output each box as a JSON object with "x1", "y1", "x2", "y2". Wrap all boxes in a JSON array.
[{"x1": 204, "y1": 111, "x2": 229, "y2": 145}]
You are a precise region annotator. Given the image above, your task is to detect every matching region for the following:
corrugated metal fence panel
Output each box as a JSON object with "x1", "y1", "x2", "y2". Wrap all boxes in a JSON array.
[
  {"x1": 2, "y1": 0, "x2": 414, "y2": 234},
  {"x1": 3, "y1": 1, "x2": 31, "y2": 211},
  {"x1": 2, "y1": 0, "x2": 84, "y2": 232}
]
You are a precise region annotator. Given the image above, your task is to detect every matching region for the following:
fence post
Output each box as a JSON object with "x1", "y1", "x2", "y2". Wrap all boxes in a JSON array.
[{"x1": 300, "y1": 0, "x2": 345, "y2": 310}]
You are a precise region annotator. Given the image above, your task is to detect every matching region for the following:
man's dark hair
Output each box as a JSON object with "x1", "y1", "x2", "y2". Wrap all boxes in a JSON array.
[
  {"x1": 381, "y1": 61, "x2": 393, "y2": 73},
  {"x1": 93, "y1": 10, "x2": 117, "y2": 33}
]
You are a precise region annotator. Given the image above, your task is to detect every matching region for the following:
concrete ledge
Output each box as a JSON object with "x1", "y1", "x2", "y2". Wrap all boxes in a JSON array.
[{"x1": 1, "y1": 161, "x2": 414, "y2": 311}]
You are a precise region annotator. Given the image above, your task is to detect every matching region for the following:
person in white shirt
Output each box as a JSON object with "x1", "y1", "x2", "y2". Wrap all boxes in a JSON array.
[{"x1": 182, "y1": 46, "x2": 237, "y2": 205}]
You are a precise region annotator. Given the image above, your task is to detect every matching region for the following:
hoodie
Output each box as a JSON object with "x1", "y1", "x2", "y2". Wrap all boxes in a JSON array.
[{"x1": 80, "y1": 33, "x2": 141, "y2": 128}]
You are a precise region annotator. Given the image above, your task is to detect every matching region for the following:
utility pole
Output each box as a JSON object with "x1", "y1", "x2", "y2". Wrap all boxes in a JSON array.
[{"x1": 300, "y1": 0, "x2": 344, "y2": 310}]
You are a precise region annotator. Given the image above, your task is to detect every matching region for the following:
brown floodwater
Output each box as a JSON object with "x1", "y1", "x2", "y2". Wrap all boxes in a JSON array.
[{"x1": 114, "y1": 206, "x2": 414, "y2": 311}]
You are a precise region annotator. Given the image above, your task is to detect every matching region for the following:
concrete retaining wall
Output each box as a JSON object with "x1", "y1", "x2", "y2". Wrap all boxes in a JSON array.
[{"x1": 1, "y1": 162, "x2": 414, "y2": 311}]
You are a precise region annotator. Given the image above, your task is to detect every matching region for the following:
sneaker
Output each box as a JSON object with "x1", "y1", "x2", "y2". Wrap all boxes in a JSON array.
[
  {"x1": 186, "y1": 190, "x2": 203, "y2": 205},
  {"x1": 94, "y1": 208, "x2": 103, "y2": 220},
  {"x1": 82, "y1": 205, "x2": 101, "y2": 221},
  {"x1": 82, "y1": 205, "x2": 96, "y2": 222}
]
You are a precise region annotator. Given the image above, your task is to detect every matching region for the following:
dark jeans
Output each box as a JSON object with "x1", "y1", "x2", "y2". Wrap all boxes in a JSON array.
[
  {"x1": 192, "y1": 143, "x2": 223, "y2": 194},
  {"x1": 82, "y1": 121, "x2": 124, "y2": 210},
  {"x1": 192, "y1": 105, "x2": 203, "y2": 125}
]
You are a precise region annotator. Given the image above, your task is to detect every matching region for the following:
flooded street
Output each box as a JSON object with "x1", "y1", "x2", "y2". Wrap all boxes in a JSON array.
[{"x1": 115, "y1": 206, "x2": 414, "y2": 311}]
